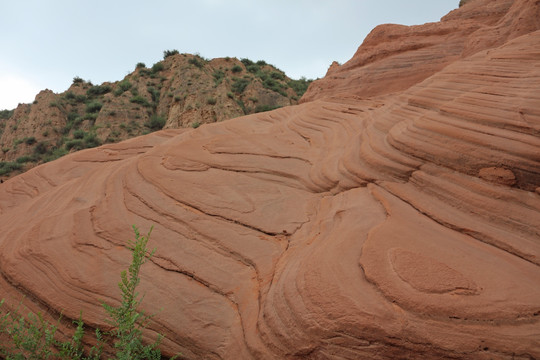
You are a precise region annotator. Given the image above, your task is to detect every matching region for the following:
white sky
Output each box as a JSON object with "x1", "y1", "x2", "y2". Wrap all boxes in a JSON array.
[{"x1": 0, "y1": 0, "x2": 458, "y2": 110}]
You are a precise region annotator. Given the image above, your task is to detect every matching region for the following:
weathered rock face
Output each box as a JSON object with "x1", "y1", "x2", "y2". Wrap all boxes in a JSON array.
[
  {"x1": 0, "y1": 55, "x2": 309, "y2": 180},
  {"x1": 1, "y1": 0, "x2": 539, "y2": 359}
]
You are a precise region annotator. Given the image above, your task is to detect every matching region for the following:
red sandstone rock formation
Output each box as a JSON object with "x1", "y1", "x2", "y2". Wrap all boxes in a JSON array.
[{"x1": 1, "y1": 0, "x2": 539, "y2": 358}]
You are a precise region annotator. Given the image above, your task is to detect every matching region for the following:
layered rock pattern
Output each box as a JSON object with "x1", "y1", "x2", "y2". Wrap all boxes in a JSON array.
[{"x1": 1, "y1": 0, "x2": 539, "y2": 358}]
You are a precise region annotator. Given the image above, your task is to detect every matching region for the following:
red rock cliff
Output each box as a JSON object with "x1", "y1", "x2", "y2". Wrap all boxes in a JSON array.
[{"x1": 0, "y1": 0, "x2": 539, "y2": 358}]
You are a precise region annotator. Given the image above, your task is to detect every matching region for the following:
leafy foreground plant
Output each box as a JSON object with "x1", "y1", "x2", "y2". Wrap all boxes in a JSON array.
[{"x1": 0, "y1": 226, "x2": 177, "y2": 359}]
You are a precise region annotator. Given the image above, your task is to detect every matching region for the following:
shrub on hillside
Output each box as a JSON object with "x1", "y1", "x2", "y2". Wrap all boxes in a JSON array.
[
  {"x1": 213, "y1": 70, "x2": 225, "y2": 85},
  {"x1": 0, "y1": 161, "x2": 22, "y2": 176},
  {"x1": 231, "y1": 65, "x2": 242, "y2": 73},
  {"x1": 188, "y1": 57, "x2": 205, "y2": 69},
  {"x1": 115, "y1": 80, "x2": 133, "y2": 96},
  {"x1": 85, "y1": 101, "x2": 103, "y2": 114},
  {"x1": 151, "y1": 62, "x2": 164, "y2": 73},
  {"x1": 130, "y1": 95, "x2": 151, "y2": 107},
  {"x1": 231, "y1": 77, "x2": 250, "y2": 94},
  {"x1": 72, "y1": 76, "x2": 84, "y2": 84},
  {"x1": 24, "y1": 137, "x2": 37, "y2": 145},
  {"x1": 145, "y1": 115, "x2": 166, "y2": 131},
  {"x1": 86, "y1": 84, "x2": 112, "y2": 97},
  {"x1": 240, "y1": 58, "x2": 254, "y2": 67},
  {"x1": 0, "y1": 109, "x2": 14, "y2": 120},
  {"x1": 288, "y1": 77, "x2": 313, "y2": 97},
  {"x1": 163, "y1": 49, "x2": 179, "y2": 59}
]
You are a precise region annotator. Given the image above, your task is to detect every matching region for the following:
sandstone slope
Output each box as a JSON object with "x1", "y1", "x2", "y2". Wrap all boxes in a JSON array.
[{"x1": 0, "y1": 0, "x2": 539, "y2": 359}]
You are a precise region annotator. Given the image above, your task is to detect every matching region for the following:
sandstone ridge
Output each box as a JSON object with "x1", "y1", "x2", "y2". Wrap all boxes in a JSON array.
[{"x1": 1, "y1": 0, "x2": 539, "y2": 358}]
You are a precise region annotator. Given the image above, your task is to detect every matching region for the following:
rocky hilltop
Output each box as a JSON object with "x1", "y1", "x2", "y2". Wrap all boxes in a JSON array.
[
  {"x1": 0, "y1": 0, "x2": 539, "y2": 358},
  {"x1": 0, "y1": 54, "x2": 310, "y2": 179}
]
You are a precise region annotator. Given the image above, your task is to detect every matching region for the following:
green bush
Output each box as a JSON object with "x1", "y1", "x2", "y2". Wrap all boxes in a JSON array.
[
  {"x1": 0, "y1": 109, "x2": 14, "y2": 120},
  {"x1": 75, "y1": 94, "x2": 87, "y2": 103},
  {"x1": 163, "y1": 49, "x2": 179, "y2": 59},
  {"x1": 0, "y1": 161, "x2": 22, "y2": 176},
  {"x1": 72, "y1": 76, "x2": 84, "y2": 84},
  {"x1": 287, "y1": 77, "x2": 313, "y2": 97},
  {"x1": 151, "y1": 62, "x2": 164, "y2": 73},
  {"x1": 231, "y1": 65, "x2": 242, "y2": 73},
  {"x1": 34, "y1": 141, "x2": 48, "y2": 155},
  {"x1": 206, "y1": 97, "x2": 217, "y2": 105},
  {"x1": 115, "y1": 80, "x2": 133, "y2": 96},
  {"x1": 16, "y1": 155, "x2": 35, "y2": 164},
  {"x1": 86, "y1": 85, "x2": 111, "y2": 97},
  {"x1": 145, "y1": 115, "x2": 166, "y2": 131},
  {"x1": 42, "y1": 147, "x2": 68, "y2": 163},
  {"x1": 255, "y1": 104, "x2": 282, "y2": 113},
  {"x1": 82, "y1": 132, "x2": 101, "y2": 148},
  {"x1": 73, "y1": 129, "x2": 85, "y2": 139},
  {"x1": 246, "y1": 64, "x2": 260, "y2": 73},
  {"x1": 212, "y1": 70, "x2": 225, "y2": 85},
  {"x1": 65, "y1": 139, "x2": 85, "y2": 150},
  {"x1": 24, "y1": 136, "x2": 37, "y2": 145},
  {"x1": 147, "y1": 87, "x2": 160, "y2": 103},
  {"x1": 130, "y1": 96, "x2": 151, "y2": 107},
  {"x1": 85, "y1": 101, "x2": 103, "y2": 114},
  {"x1": 64, "y1": 91, "x2": 76, "y2": 100},
  {"x1": 270, "y1": 71, "x2": 285, "y2": 80},
  {"x1": 136, "y1": 62, "x2": 146, "y2": 69},
  {"x1": 231, "y1": 77, "x2": 250, "y2": 94},
  {"x1": 188, "y1": 57, "x2": 205, "y2": 69},
  {"x1": 240, "y1": 58, "x2": 254, "y2": 67}
]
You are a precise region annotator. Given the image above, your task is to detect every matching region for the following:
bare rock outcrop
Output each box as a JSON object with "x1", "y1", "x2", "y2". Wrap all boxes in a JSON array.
[{"x1": 0, "y1": 0, "x2": 539, "y2": 359}]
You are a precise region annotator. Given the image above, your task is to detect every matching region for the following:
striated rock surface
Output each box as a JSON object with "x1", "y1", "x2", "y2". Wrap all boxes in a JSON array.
[{"x1": 1, "y1": 0, "x2": 540, "y2": 358}]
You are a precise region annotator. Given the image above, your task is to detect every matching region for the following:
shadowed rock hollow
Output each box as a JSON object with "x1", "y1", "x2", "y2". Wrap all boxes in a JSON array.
[{"x1": 1, "y1": 0, "x2": 539, "y2": 358}]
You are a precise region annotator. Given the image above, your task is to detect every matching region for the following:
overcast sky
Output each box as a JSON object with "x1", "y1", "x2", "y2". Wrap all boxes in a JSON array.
[{"x1": 0, "y1": 0, "x2": 458, "y2": 110}]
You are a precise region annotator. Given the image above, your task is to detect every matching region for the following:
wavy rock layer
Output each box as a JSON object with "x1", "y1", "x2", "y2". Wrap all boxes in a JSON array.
[{"x1": 1, "y1": 1, "x2": 540, "y2": 359}]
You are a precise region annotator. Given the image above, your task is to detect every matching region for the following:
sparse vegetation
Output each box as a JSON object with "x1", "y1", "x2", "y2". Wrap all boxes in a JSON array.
[
  {"x1": 0, "y1": 51, "x2": 311, "y2": 179},
  {"x1": 0, "y1": 226, "x2": 175, "y2": 360}
]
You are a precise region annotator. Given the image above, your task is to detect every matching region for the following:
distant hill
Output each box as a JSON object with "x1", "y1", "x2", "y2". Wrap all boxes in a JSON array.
[{"x1": 0, "y1": 52, "x2": 312, "y2": 178}]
